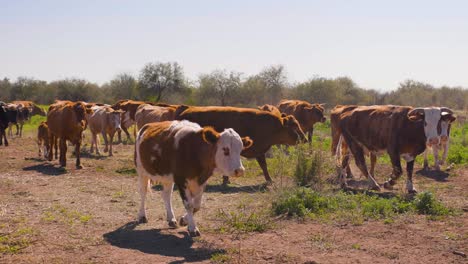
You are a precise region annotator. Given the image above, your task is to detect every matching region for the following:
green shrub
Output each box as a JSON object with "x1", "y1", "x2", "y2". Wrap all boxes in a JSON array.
[
  {"x1": 217, "y1": 206, "x2": 272, "y2": 233},
  {"x1": 294, "y1": 149, "x2": 324, "y2": 189},
  {"x1": 413, "y1": 192, "x2": 452, "y2": 216}
]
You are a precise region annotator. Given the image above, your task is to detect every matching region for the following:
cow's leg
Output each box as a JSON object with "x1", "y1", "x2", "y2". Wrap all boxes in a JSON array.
[
  {"x1": 307, "y1": 128, "x2": 313, "y2": 144},
  {"x1": 102, "y1": 132, "x2": 109, "y2": 153},
  {"x1": 38, "y1": 139, "x2": 42, "y2": 157},
  {"x1": 441, "y1": 142, "x2": 449, "y2": 166},
  {"x1": 405, "y1": 159, "x2": 417, "y2": 193},
  {"x1": 178, "y1": 183, "x2": 202, "y2": 237},
  {"x1": 137, "y1": 173, "x2": 150, "y2": 223},
  {"x1": 383, "y1": 152, "x2": 403, "y2": 190},
  {"x1": 432, "y1": 146, "x2": 440, "y2": 171},
  {"x1": 108, "y1": 132, "x2": 114, "y2": 156},
  {"x1": 161, "y1": 182, "x2": 177, "y2": 228},
  {"x1": 369, "y1": 153, "x2": 377, "y2": 178},
  {"x1": 117, "y1": 129, "x2": 122, "y2": 144},
  {"x1": 75, "y1": 141, "x2": 82, "y2": 169},
  {"x1": 90, "y1": 133, "x2": 95, "y2": 153},
  {"x1": 59, "y1": 138, "x2": 67, "y2": 167},
  {"x1": 15, "y1": 123, "x2": 19, "y2": 136},
  {"x1": 8, "y1": 124, "x2": 13, "y2": 137},
  {"x1": 123, "y1": 126, "x2": 132, "y2": 142},
  {"x1": 54, "y1": 136, "x2": 58, "y2": 159},
  {"x1": 423, "y1": 149, "x2": 429, "y2": 170},
  {"x1": 256, "y1": 154, "x2": 273, "y2": 183}
]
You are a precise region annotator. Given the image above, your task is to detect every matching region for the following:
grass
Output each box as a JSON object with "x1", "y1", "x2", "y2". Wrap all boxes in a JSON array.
[
  {"x1": 271, "y1": 187, "x2": 455, "y2": 223},
  {"x1": 0, "y1": 226, "x2": 38, "y2": 254},
  {"x1": 41, "y1": 204, "x2": 93, "y2": 226},
  {"x1": 115, "y1": 167, "x2": 137, "y2": 176},
  {"x1": 216, "y1": 204, "x2": 273, "y2": 233}
]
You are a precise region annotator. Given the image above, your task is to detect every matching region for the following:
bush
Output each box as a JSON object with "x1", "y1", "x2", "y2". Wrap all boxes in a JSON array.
[
  {"x1": 294, "y1": 149, "x2": 324, "y2": 189},
  {"x1": 216, "y1": 205, "x2": 272, "y2": 233},
  {"x1": 413, "y1": 192, "x2": 452, "y2": 216}
]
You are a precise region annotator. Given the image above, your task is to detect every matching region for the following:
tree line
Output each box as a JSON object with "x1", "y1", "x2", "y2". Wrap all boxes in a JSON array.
[{"x1": 1, "y1": 62, "x2": 467, "y2": 110}]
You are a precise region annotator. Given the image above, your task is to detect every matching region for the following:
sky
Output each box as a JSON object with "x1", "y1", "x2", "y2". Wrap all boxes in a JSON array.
[{"x1": 1, "y1": 0, "x2": 467, "y2": 91}]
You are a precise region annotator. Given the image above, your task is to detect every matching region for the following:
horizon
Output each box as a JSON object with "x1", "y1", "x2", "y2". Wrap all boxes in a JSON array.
[{"x1": 1, "y1": 0, "x2": 467, "y2": 91}]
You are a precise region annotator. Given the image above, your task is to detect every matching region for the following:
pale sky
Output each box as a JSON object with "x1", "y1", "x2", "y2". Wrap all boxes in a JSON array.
[{"x1": 1, "y1": 0, "x2": 467, "y2": 91}]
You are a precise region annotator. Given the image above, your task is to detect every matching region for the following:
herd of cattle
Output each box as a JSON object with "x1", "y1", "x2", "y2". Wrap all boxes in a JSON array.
[{"x1": 0, "y1": 99, "x2": 457, "y2": 236}]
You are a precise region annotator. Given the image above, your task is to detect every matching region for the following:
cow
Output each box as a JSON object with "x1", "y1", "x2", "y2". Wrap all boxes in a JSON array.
[
  {"x1": 7, "y1": 103, "x2": 30, "y2": 137},
  {"x1": 37, "y1": 121, "x2": 50, "y2": 158},
  {"x1": 46, "y1": 101, "x2": 92, "y2": 168},
  {"x1": 87, "y1": 105, "x2": 123, "y2": 156},
  {"x1": 258, "y1": 104, "x2": 282, "y2": 117},
  {"x1": 12, "y1": 101, "x2": 47, "y2": 116},
  {"x1": 135, "y1": 103, "x2": 179, "y2": 130},
  {"x1": 176, "y1": 106, "x2": 307, "y2": 185},
  {"x1": 135, "y1": 120, "x2": 253, "y2": 237},
  {"x1": 111, "y1": 100, "x2": 151, "y2": 143},
  {"x1": 423, "y1": 113, "x2": 457, "y2": 170},
  {"x1": 0, "y1": 103, "x2": 18, "y2": 146},
  {"x1": 277, "y1": 100, "x2": 326, "y2": 143},
  {"x1": 335, "y1": 105, "x2": 454, "y2": 193}
]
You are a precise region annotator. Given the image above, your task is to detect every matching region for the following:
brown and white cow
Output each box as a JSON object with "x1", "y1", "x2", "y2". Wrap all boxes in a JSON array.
[
  {"x1": 336, "y1": 105, "x2": 454, "y2": 193},
  {"x1": 135, "y1": 103, "x2": 179, "y2": 130},
  {"x1": 46, "y1": 101, "x2": 92, "y2": 168},
  {"x1": 277, "y1": 100, "x2": 326, "y2": 143},
  {"x1": 6, "y1": 103, "x2": 30, "y2": 137},
  {"x1": 176, "y1": 106, "x2": 307, "y2": 184},
  {"x1": 87, "y1": 105, "x2": 123, "y2": 156},
  {"x1": 37, "y1": 121, "x2": 50, "y2": 158},
  {"x1": 135, "y1": 120, "x2": 253, "y2": 237},
  {"x1": 423, "y1": 113, "x2": 456, "y2": 170}
]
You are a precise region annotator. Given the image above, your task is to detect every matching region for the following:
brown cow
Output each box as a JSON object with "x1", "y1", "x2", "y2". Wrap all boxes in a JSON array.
[
  {"x1": 258, "y1": 104, "x2": 282, "y2": 117},
  {"x1": 336, "y1": 105, "x2": 454, "y2": 193},
  {"x1": 12, "y1": 101, "x2": 47, "y2": 116},
  {"x1": 176, "y1": 106, "x2": 307, "y2": 184},
  {"x1": 37, "y1": 121, "x2": 50, "y2": 158},
  {"x1": 135, "y1": 104, "x2": 179, "y2": 129},
  {"x1": 136, "y1": 120, "x2": 253, "y2": 236},
  {"x1": 46, "y1": 101, "x2": 92, "y2": 168},
  {"x1": 87, "y1": 105, "x2": 123, "y2": 156},
  {"x1": 278, "y1": 100, "x2": 326, "y2": 143},
  {"x1": 111, "y1": 100, "x2": 152, "y2": 142}
]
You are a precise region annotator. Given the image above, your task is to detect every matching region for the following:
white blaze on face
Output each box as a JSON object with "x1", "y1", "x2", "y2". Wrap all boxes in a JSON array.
[
  {"x1": 214, "y1": 128, "x2": 245, "y2": 177},
  {"x1": 111, "y1": 112, "x2": 121, "y2": 130},
  {"x1": 423, "y1": 108, "x2": 442, "y2": 146}
]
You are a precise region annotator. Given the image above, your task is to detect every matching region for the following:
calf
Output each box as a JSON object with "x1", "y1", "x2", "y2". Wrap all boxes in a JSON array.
[
  {"x1": 278, "y1": 100, "x2": 326, "y2": 143},
  {"x1": 135, "y1": 120, "x2": 253, "y2": 237},
  {"x1": 423, "y1": 113, "x2": 457, "y2": 170},
  {"x1": 337, "y1": 105, "x2": 454, "y2": 193},
  {"x1": 87, "y1": 105, "x2": 123, "y2": 156},
  {"x1": 176, "y1": 106, "x2": 306, "y2": 185},
  {"x1": 46, "y1": 101, "x2": 92, "y2": 168},
  {"x1": 37, "y1": 121, "x2": 50, "y2": 158}
]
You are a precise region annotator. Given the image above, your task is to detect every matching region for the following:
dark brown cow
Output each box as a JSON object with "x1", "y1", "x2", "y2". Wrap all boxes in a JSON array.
[
  {"x1": 46, "y1": 101, "x2": 92, "y2": 168},
  {"x1": 0, "y1": 103, "x2": 17, "y2": 146},
  {"x1": 176, "y1": 106, "x2": 307, "y2": 184},
  {"x1": 135, "y1": 120, "x2": 253, "y2": 236},
  {"x1": 37, "y1": 121, "x2": 50, "y2": 158},
  {"x1": 336, "y1": 105, "x2": 454, "y2": 193},
  {"x1": 277, "y1": 100, "x2": 326, "y2": 142}
]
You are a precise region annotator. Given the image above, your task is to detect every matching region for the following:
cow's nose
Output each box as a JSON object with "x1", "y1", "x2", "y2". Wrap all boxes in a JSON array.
[
  {"x1": 440, "y1": 135, "x2": 448, "y2": 142},
  {"x1": 234, "y1": 168, "x2": 244, "y2": 177}
]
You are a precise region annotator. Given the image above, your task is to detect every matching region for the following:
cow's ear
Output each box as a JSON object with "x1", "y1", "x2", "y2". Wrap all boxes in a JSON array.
[
  {"x1": 202, "y1": 127, "x2": 220, "y2": 144},
  {"x1": 241, "y1": 137, "x2": 253, "y2": 150},
  {"x1": 408, "y1": 108, "x2": 424, "y2": 122},
  {"x1": 442, "y1": 113, "x2": 456, "y2": 123}
]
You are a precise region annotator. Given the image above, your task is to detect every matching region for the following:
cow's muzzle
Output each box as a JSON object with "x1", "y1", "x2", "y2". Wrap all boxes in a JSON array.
[
  {"x1": 233, "y1": 168, "x2": 245, "y2": 177},
  {"x1": 427, "y1": 137, "x2": 440, "y2": 147}
]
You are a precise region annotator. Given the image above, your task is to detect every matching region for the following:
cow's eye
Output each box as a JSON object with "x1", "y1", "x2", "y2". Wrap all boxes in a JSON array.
[{"x1": 223, "y1": 147, "x2": 230, "y2": 156}]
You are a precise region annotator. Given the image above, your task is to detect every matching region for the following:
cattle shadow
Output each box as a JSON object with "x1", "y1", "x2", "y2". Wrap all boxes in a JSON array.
[
  {"x1": 103, "y1": 221, "x2": 224, "y2": 263},
  {"x1": 416, "y1": 169, "x2": 450, "y2": 182},
  {"x1": 22, "y1": 163, "x2": 67, "y2": 176},
  {"x1": 78, "y1": 151, "x2": 108, "y2": 160},
  {"x1": 204, "y1": 183, "x2": 269, "y2": 194}
]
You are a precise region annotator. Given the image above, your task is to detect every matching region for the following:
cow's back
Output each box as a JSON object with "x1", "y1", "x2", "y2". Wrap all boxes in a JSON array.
[{"x1": 47, "y1": 103, "x2": 84, "y2": 141}]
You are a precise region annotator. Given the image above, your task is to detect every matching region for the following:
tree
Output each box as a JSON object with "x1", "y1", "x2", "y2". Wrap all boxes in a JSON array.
[
  {"x1": 197, "y1": 70, "x2": 242, "y2": 106},
  {"x1": 139, "y1": 62, "x2": 185, "y2": 102},
  {"x1": 0, "y1": 78, "x2": 11, "y2": 102},
  {"x1": 258, "y1": 65, "x2": 287, "y2": 104},
  {"x1": 107, "y1": 73, "x2": 138, "y2": 101}
]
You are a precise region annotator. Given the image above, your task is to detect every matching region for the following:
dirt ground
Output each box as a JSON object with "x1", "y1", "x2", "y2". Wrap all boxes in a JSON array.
[{"x1": 0, "y1": 134, "x2": 467, "y2": 264}]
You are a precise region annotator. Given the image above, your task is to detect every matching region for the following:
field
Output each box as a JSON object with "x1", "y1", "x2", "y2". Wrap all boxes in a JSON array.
[{"x1": 1, "y1": 115, "x2": 467, "y2": 263}]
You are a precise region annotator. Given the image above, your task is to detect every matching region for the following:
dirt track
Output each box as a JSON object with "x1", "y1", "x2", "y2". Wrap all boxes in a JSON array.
[{"x1": 1, "y1": 136, "x2": 467, "y2": 263}]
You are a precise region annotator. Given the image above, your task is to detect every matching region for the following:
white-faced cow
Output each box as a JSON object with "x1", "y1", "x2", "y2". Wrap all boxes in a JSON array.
[
  {"x1": 87, "y1": 105, "x2": 123, "y2": 156},
  {"x1": 135, "y1": 120, "x2": 253, "y2": 237},
  {"x1": 423, "y1": 112, "x2": 456, "y2": 170},
  {"x1": 336, "y1": 105, "x2": 454, "y2": 193}
]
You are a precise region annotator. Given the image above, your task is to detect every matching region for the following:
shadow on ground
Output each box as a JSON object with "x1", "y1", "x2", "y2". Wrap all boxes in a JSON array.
[
  {"x1": 103, "y1": 221, "x2": 224, "y2": 263},
  {"x1": 23, "y1": 163, "x2": 67, "y2": 176},
  {"x1": 416, "y1": 169, "x2": 450, "y2": 182}
]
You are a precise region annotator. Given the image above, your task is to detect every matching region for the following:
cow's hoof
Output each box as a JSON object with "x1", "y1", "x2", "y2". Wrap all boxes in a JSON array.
[
  {"x1": 138, "y1": 216, "x2": 148, "y2": 224},
  {"x1": 222, "y1": 176, "x2": 231, "y2": 186},
  {"x1": 76, "y1": 165, "x2": 83, "y2": 169},
  {"x1": 179, "y1": 216, "x2": 188, "y2": 226},
  {"x1": 109, "y1": 153, "x2": 113, "y2": 157},
  {"x1": 189, "y1": 228, "x2": 201, "y2": 237},
  {"x1": 168, "y1": 220, "x2": 178, "y2": 228},
  {"x1": 434, "y1": 165, "x2": 440, "y2": 171},
  {"x1": 103, "y1": 148, "x2": 108, "y2": 153},
  {"x1": 408, "y1": 189, "x2": 418, "y2": 194},
  {"x1": 383, "y1": 181, "x2": 393, "y2": 190}
]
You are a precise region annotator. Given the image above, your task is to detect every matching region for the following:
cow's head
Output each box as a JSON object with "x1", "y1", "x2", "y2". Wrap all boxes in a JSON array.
[
  {"x1": 108, "y1": 109, "x2": 124, "y2": 131},
  {"x1": 301, "y1": 104, "x2": 326, "y2": 127},
  {"x1": 278, "y1": 115, "x2": 307, "y2": 145},
  {"x1": 73, "y1": 102, "x2": 88, "y2": 124},
  {"x1": 408, "y1": 107, "x2": 454, "y2": 147},
  {"x1": 202, "y1": 127, "x2": 253, "y2": 178},
  {"x1": 439, "y1": 108, "x2": 456, "y2": 143}
]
